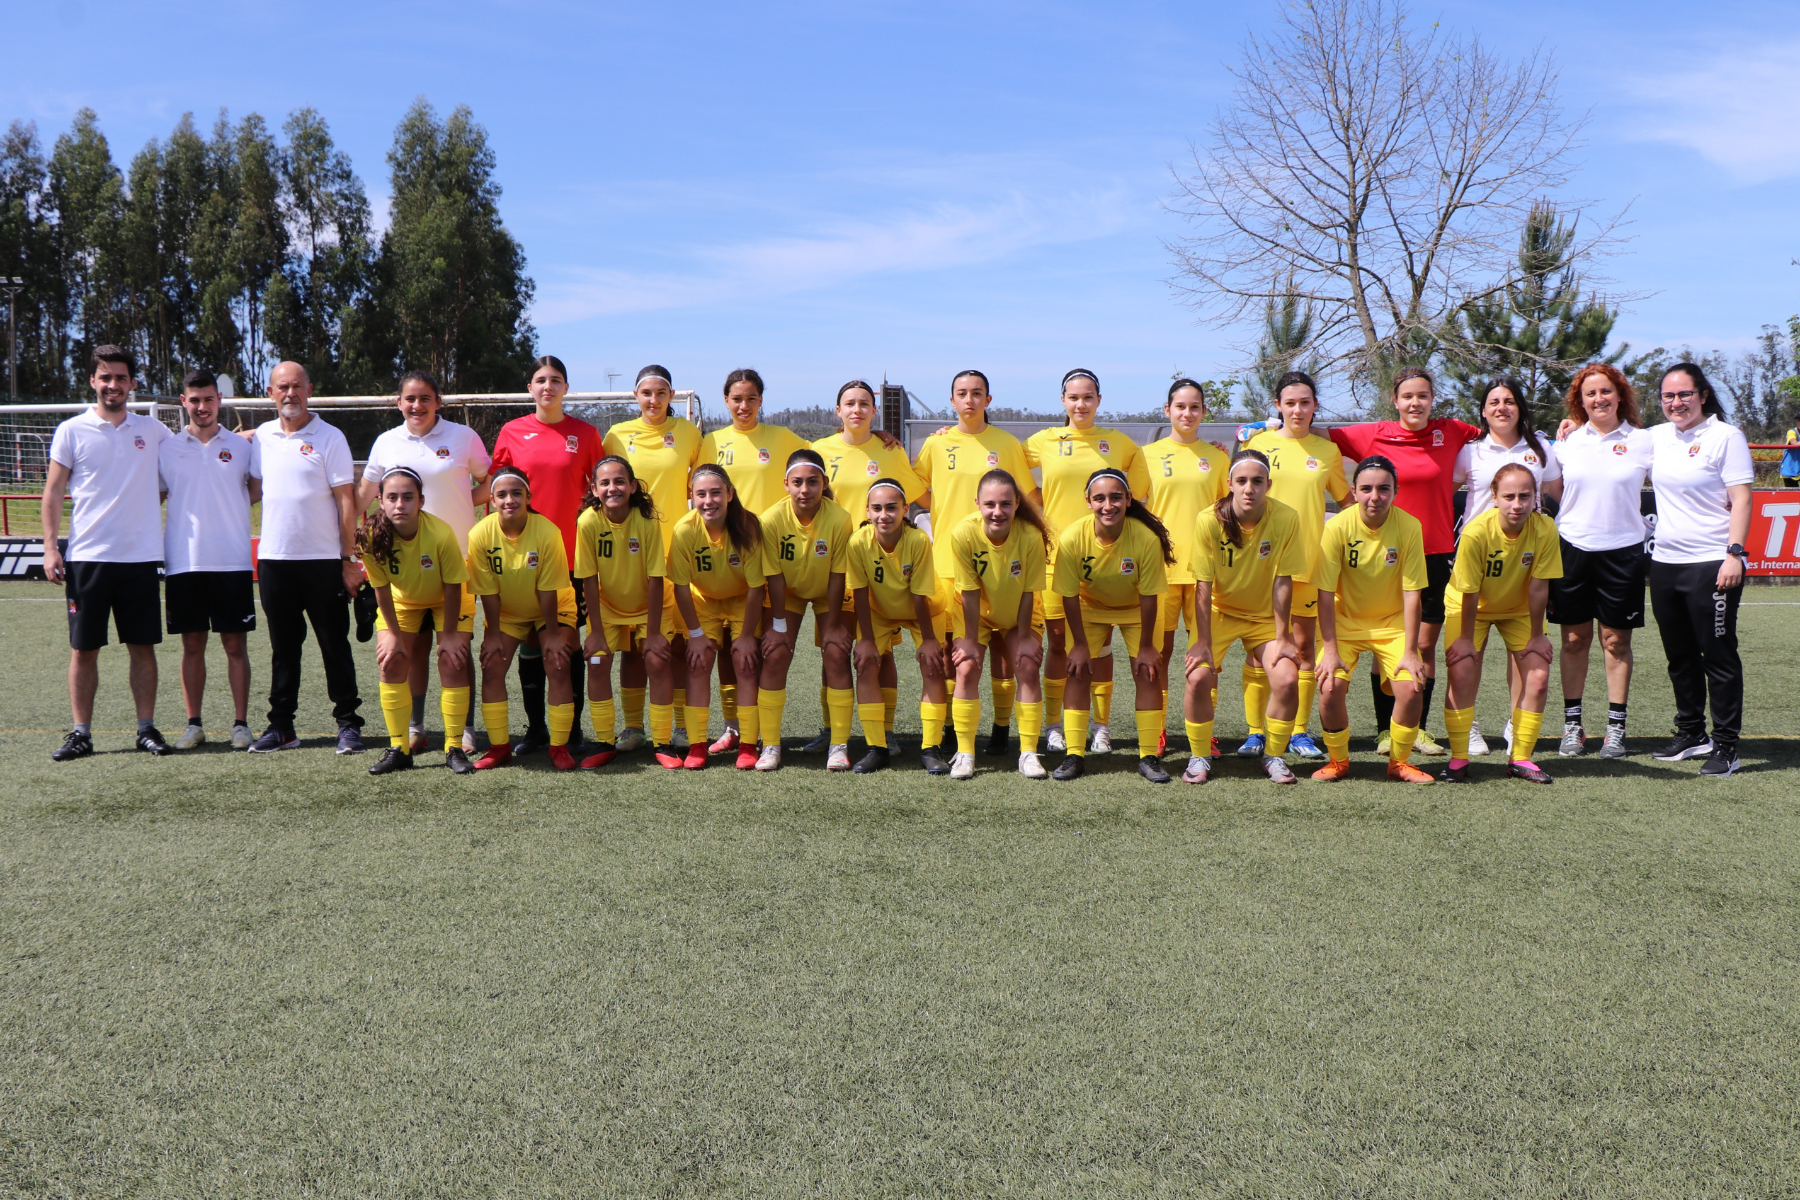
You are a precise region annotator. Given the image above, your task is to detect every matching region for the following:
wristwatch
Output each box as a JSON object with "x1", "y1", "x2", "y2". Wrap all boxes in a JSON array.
[{"x1": 1726, "y1": 543, "x2": 1747, "y2": 560}]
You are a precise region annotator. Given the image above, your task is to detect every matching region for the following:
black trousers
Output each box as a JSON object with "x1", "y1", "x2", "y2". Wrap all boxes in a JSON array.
[
  {"x1": 1648, "y1": 559, "x2": 1742, "y2": 745},
  {"x1": 258, "y1": 558, "x2": 364, "y2": 730}
]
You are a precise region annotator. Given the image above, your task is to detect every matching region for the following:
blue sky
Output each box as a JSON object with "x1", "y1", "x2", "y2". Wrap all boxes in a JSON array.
[{"x1": 7, "y1": 0, "x2": 1798, "y2": 414}]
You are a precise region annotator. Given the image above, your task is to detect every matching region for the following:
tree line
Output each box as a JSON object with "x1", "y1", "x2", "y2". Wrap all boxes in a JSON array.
[{"x1": 0, "y1": 98, "x2": 535, "y2": 400}]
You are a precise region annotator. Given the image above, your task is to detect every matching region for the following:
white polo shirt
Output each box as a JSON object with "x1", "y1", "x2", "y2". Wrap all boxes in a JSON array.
[
  {"x1": 254, "y1": 414, "x2": 355, "y2": 561},
  {"x1": 1455, "y1": 435, "x2": 1562, "y2": 522},
  {"x1": 1554, "y1": 421, "x2": 1654, "y2": 552},
  {"x1": 1650, "y1": 416, "x2": 1755, "y2": 565},
  {"x1": 159, "y1": 426, "x2": 260, "y2": 574},
  {"x1": 362, "y1": 417, "x2": 491, "y2": 549},
  {"x1": 48, "y1": 408, "x2": 169, "y2": 563}
]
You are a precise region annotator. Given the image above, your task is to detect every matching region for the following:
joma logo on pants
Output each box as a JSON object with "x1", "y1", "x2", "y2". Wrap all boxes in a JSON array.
[{"x1": 1713, "y1": 591, "x2": 1728, "y2": 638}]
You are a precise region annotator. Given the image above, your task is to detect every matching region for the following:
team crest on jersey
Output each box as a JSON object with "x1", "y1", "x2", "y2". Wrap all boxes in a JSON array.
[
  {"x1": 1523, "y1": 452, "x2": 1538, "y2": 465},
  {"x1": 1612, "y1": 444, "x2": 1628, "y2": 456},
  {"x1": 1305, "y1": 456, "x2": 1319, "y2": 471},
  {"x1": 526, "y1": 551, "x2": 539, "y2": 568},
  {"x1": 299, "y1": 443, "x2": 314, "y2": 456},
  {"x1": 1098, "y1": 439, "x2": 1111, "y2": 455},
  {"x1": 1688, "y1": 444, "x2": 1701, "y2": 458},
  {"x1": 420, "y1": 554, "x2": 434, "y2": 570},
  {"x1": 1431, "y1": 429, "x2": 1445, "y2": 447},
  {"x1": 663, "y1": 433, "x2": 676, "y2": 448},
  {"x1": 755, "y1": 448, "x2": 770, "y2": 465},
  {"x1": 627, "y1": 536, "x2": 640, "y2": 554},
  {"x1": 1384, "y1": 547, "x2": 1398, "y2": 566},
  {"x1": 1120, "y1": 557, "x2": 1136, "y2": 576},
  {"x1": 1258, "y1": 540, "x2": 1271, "y2": 559},
  {"x1": 1198, "y1": 458, "x2": 1211, "y2": 472},
  {"x1": 436, "y1": 446, "x2": 450, "y2": 459},
  {"x1": 986, "y1": 451, "x2": 999, "y2": 467},
  {"x1": 1521, "y1": 551, "x2": 1535, "y2": 568},
  {"x1": 814, "y1": 539, "x2": 829, "y2": 557},
  {"x1": 217, "y1": 448, "x2": 232, "y2": 463},
  {"x1": 728, "y1": 552, "x2": 741, "y2": 568},
  {"x1": 565, "y1": 435, "x2": 579, "y2": 454},
  {"x1": 1009, "y1": 559, "x2": 1022, "y2": 577},
  {"x1": 133, "y1": 436, "x2": 145, "y2": 450},
  {"x1": 900, "y1": 563, "x2": 913, "y2": 577},
  {"x1": 866, "y1": 460, "x2": 880, "y2": 476}
]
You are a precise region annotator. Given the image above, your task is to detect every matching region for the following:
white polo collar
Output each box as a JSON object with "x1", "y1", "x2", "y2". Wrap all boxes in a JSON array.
[{"x1": 267, "y1": 414, "x2": 323, "y2": 439}]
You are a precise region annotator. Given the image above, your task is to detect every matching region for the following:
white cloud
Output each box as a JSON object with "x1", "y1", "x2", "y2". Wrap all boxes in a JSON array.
[{"x1": 1624, "y1": 38, "x2": 1800, "y2": 182}]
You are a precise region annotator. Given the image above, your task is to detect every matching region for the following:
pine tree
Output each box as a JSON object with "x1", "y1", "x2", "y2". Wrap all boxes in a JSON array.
[
  {"x1": 1241, "y1": 280, "x2": 1325, "y2": 410},
  {"x1": 47, "y1": 109, "x2": 127, "y2": 391},
  {"x1": 0, "y1": 121, "x2": 58, "y2": 396}
]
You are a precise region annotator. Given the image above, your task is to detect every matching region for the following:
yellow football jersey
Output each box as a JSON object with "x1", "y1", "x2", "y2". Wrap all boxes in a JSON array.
[
  {"x1": 665, "y1": 507, "x2": 766, "y2": 602},
  {"x1": 1190, "y1": 497, "x2": 1308, "y2": 620},
  {"x1": 601, "y1": 415, "x2": 702, "y2": 540},
  {"x1": 813, "y1": 432, "x2": 926, "y2": 519},
  {"x1": 1449, "y1": 509, "x2": 1564, "y2": 620},
  {"x1": 846, "y1": 521, "x2": 936, "y2": 623},
  {"x1": 467, "y1": 511, "x2": 572, "y2": 620},
  {"x1": 1050, "y1": 515, "x2": 1168, "y2": 621},
  {"x1": 1024, "y1": 425, "x2": 1150, "y2": 536},
  {"x1": 759, "y1": 497, "x2": 853, "y2": 605},
  {"x1": 1143, "y1": 436, "x2": 1230, "y2": 585},
  {"x1": 699, "y1": 422, "x2": 809, "y2": 517},
  {"x1": 1314, "y1": 506, "x2": 1428, "y2": 636},
  {"x1": 949, "y1": 513, "x2": 1047, "y2": 630},
  {"x1": 572, "y1": 505, "x2": 665, "y2": 621},
  {"x1": 1244, "y1": 429, "x2": 1349, "y2": 584},
  {"x1": 363, "y1": 510, "x2": 470, "y2": 609},
  {"x1": 913, "y1": 424, "x2": 1034, "y2": 576}
]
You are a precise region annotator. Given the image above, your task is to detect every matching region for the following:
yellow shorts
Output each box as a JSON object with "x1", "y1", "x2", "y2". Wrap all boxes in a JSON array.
[
  {"x1": 1446, "y1": 597, "x2": 1533, "y2": 654},
  {"x1": 1208, "y1": 609, "x2": 1278, "y2": 663},
  {"x1": 950, "y1": 601, "x2": 1045, "y2": 648},
  {"x1": 378, "y1": 589, "x2": 476, "y2": 635},
  {"x1": 784, "y1": 595, "x2": 850, "y2": 648},
  {"x1": 1291, "y1": 580, "x2": 1319, "y2": 619},
  {"x1": 865, "y1": 613, "x2": 940, "y2": 655},
  {"x1": 1081, "y1": 618, "x2": 1143, "y2": 660},
  {"x1": 493, "y1": 585, "x2": 579, "y2": 643},
  {"x1": 1330, "y1": 628, "x2": 1417, "y2": 683},
  {"x1": 692, "y1": 590, "x2": 763, "y2": 645},
  {"x1": 1157, "y1": 582, "x2": 1196, "y2": 634}
]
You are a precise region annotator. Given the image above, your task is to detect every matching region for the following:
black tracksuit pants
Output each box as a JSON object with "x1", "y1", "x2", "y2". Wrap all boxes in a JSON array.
[
  {"x1": 1648, "y1": 559, "x2": 1742, "y2": 746},
  {"x1": 259, "y1": 558, "x2": 364, "y2": 731}
]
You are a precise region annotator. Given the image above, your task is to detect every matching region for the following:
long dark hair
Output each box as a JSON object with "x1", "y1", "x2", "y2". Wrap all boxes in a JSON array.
[
  {"x1": 580, "y1": 454, "x2": 658, "y2": 520},
  {"x1": 784, "y1": 447, "x2": 834, "y2": 501},
  {"x1": 835, "y1": 379, "x2": 877, "y2": 435},
  {"x1": 1086, "y1": 468, "x2": 1174, "y2": 564},
  {"x1": 1214, "y1": 448, "x2": 1271, "y2": 548},
  {"x1": 530, "y1": 355, "x2": 568, "y2": 382},
  {"x1": 863, "y1": 478, "x2": 917, "y2": 530},
  {"x1": 1475, "y1": 377, "x2": 1548, "y2": 464},
  {"x1": 1662, "y1": 362, "x2": 1727, "y2": 420},
  {"x1": 977, "y1": 468, "x2": 1052, "y2": 550},
  {"x1": 1166, "y1": 377, "x2": 1206, "y2": 407},
  {"x1": 357, "y1": 466, "x2": 425, "y2": 573},
  {"x1": 691, "y1": 464, "x2": 762, "y2": 553}
]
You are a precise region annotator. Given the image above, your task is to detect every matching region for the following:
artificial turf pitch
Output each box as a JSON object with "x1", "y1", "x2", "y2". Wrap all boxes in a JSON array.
[{"x1": 1, "y1": 580, "x2": 1796, "y2": 1197}]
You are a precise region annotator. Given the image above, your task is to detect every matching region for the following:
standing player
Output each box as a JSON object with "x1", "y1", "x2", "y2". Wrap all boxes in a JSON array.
[
  {"x1": 914, "y1": 370, "x2": 1036, "y2": 764},
  {"x1": 359, "y1": 369, "x2": 490, "y2": 754},
  {"x1": 358, "y1": 467, "x2": 475, "y2": 775},
  {"x1": 1051, "y1": 469, "x2": 1174, "y2": 782},
  {"x1": 847, "y1": 479, "x2": 947, "y2": 774},
  {"x1": 1025, "y1": 369, "x2": 1148, "y2": 756},
  {"x1": 602, "y1": 365, "x2": 702, "y2": 752},
  {"x1": 1327, "y1": 369, "x2": 1481, "y2": 756},
  {"x1": 1178, "y1": 450, "x2": 1305, "y2": 785},
  {"x1": 1309, "y1": 457, "x2": 1434, "y2": 783},
  {"x1": 1243, "y1": 371, "x2": 1349, "y2": 761},
  {"x1": 250, "y1": 361, "x2": 365, "y2": 754},
  {"x1": 574, "y1": 455, "x2": 671, "y2": 770},
  {"x1": 946, "y1": 470, "x2": 1050, "y2": 780},
  {"x1": 489, "y1": 356, "x2": 605, "y2": 755},
  {"x1": 158, "y1": 368, "x2": 261, "y2": 750},
  {"x1": 466, "y1": 467, "x2": 579, "y2": 770},
  {"x1": 666, "y1": 465, "x2": 768, "y2": 770},
  {"x1": 41, "y1": 346, "x2": 173, "y2": 759},
  {"x1": 1438, "y1": 464, "x2": 1562, "y2": 783}
]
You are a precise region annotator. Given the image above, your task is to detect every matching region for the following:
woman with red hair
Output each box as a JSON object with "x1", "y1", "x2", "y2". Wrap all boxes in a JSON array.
[{"x1": 1550, "y1": 363, "x2": 1652, "y2": 760}]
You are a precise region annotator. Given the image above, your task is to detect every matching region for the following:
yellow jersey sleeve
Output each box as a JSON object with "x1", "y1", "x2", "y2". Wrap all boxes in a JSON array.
[
  {"x1": 465, "y1": 515, "x2": 500, "y2": 597},
  {"x1": 1449, "y1": 512, "x2": 1494, "y2": 597},
  {"x1": 432, "y1": 516, "x2": 471, "y2": 588},
  {"x1": 1123, "y1": 441, "x2": 1151, "y2": 501},
  {"x1": 1314, "y1": 512, "x2": 1346, "y2": 597},
  {"x1": 529, "y1": 514, "x2": 571, "y2": 594},
  {"x1": 1190, "y1": 509, "x2": 1222, "y2": 586}
]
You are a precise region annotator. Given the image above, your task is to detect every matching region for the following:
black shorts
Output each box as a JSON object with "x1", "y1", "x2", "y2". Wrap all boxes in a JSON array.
[
  {"x1": 1548, "y1": 540, "x2": 1647, "y2": 629},
  {"x1": 166, "y1": 570, "x2": 257, "y2": 635},
  {"x1": 1419, "y1": 552, "x2": 1456, "y2": 626},
  {"x1": 65, "y1": 560, "x2": 162, "y2": 651}
]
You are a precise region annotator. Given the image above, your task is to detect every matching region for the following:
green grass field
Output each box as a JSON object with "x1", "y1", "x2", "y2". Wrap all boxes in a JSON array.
[{"x1": 1, "y1": 580, "x2": 1797, "y2": 1197}]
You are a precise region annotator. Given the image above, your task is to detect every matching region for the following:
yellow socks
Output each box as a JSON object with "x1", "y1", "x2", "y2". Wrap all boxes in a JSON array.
[
  {"x1": 1510, "y1": 707, "x2": 1544, "y2": 762},
  {"x1": 379, "y1": 681, "x2": 411, "y2": 748},
  {"x1": 860, "y1": 702, "x2": 888, "y2": 749},
  {"x1": 671, "y1": 688, "x2": 686, "y2": 733},
  {"x1": 1444, "y1": 706, "x2": 1474, "y2": 761},
  {"x1": 548, "y1": 702, "x2": 574, "y2": 747},
  {"x1": 1185, "y1": 719, "x2": 1214, "y2": 756},
  {"x1": 649, "y1": 702, "x2": 674, "y2": 746},
  {"x1": 827, "y1": 687, "x2": 856, "y2": 745},
  {"x1": 992, "y1": 677, "x2": 1016, "y2": 729},
  {"x1": 1242, "y1": 663, "x2": 1268, "y2": 734},
  {"x1": 1135, "y1": 710, "x2": 1162, "y2": 755},
  {"x1": 720, "y1": 683, "x2": 737, "y2": 723},
  {"x1": 920, "y1": 700, "x2": 949, "y2": 750},
  {"x1": 622, "y1": 686, "x2": 646, "y2": 730},
  {"x1": 882, "y1": 686, "x2": 898, "y2": 732},
  {"x1": 1322, "y1": 726, "x2": 1352, "y2": 763},
  {"x1": 759, "y1": 689, "x2": 788, "y2": 745},
  {"x1": 1093, "y1": 682, "x2": 1113, "y2": 726},
  {"x1": 588, "y1": 697, "x2": 616, "y2": 745},
  {"x1": 1265, "y1": 715, "x2": 1295, "y2": 758},
  {"x1": 1018, "y1": 700, "x2": 1043, "y2": 752},
  {"x1": 1062, "y1": 708, "x2": 1091, "y2": 756},
  {"x1": 440, "y1": 686, "x2": 470, "y2": 748},
  {"x1": 952, "y1": 698, "x2": 981, "y2": 755},
  {"x1": 684, "y1": 706, "x2": 709, "y2": 747},
  {"x1": 1389, "y1": 721, "x2": 1420, "y2": 764},
  {"x1": 737, "y1": 700, "x2": 760, "y2": 748},
  {"x1": 1044, "y1": 676, "x2": 1066, "y2": 719},
  {"x1": 481, "y1": 700, "x2": 509, "y2": 748},
  {"x1": 1295, "y1": 669, "x2": 1316, "y2": 735}
]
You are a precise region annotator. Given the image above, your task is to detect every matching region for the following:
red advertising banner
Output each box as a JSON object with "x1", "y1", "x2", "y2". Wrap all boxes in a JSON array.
[{"x1": 1747, "y1": 489, "x2": 1800, "y2": 575}]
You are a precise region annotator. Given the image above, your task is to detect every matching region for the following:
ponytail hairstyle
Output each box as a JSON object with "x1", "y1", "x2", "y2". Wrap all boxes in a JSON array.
[
  {"x1": 835, "y1": 379, "x2": 877, "y2": 434},
  {"x1": 1476, "y1": 377, "x2": 1548, "y2": 464},
  {"x1": 1213, "y1": 448, "x2": 1271, "y2": 548},
  {"x1": 784, "y1": 447, "x2": 834, "y2": 501},
  {"x1": 1060, "y1": 367, "x2": 1099, "y2": 426},
  {"x1": 357, "y1": 466, "x2": 426, "y2": 573},
  {"x1": 1351, "y1": 454, "x2": 1399, "y2": 487},
  {"x1": 1662, "y1": 362, "x2": 1727, "y2": 420},
  {"x1": 977, "y1": 468, "x2": 1052, "y2": 551},
  {"x1": 581, "y1": 454, "x2": 658, "y2": 520},
  {"x1": 691, "y1": 464, "x2": 763, "y2": 553},
  {"x1": 1086, "y1": 467, "x2": 1174, "y2": 564},
  {"x1": 1489, "y1": 461, "x2": 1538, "y2": 496},
  {"x1": 636, "y1": 363, "x2": 672, "y2": 387},
  {"x1": 397, "y1": 369, "x2": 442, "y2": 404},
  {"x1": 1167, "y1": 377, "x2": 1206, "y2": 406},
  {"x1": 723, "y1": 367, "x2": 765, "y2": 398},
  {"x1": 864, "y1": 477, "x2": 916, "y2": 529}
]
